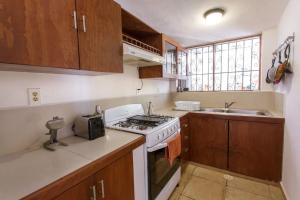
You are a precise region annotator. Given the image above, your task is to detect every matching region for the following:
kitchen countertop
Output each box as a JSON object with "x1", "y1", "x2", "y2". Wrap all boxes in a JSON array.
[
  {"x1": 0, "y1": 106, "x2": 283, "y2": 200},
  {"x1": 0, "y1": 129, "x2": 143, "y2": 200},
  {"x1": 156, "y1": 107, "x2": 284, "y2": 119}
]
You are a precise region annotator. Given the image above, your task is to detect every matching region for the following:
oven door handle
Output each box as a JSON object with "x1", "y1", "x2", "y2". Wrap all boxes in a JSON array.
[
  {"x1": 147, "y1": 129, "x2": 181, "y2": 152},
  {"x1": 147, "y1": 143, "x2": 168, "y2": 152}
]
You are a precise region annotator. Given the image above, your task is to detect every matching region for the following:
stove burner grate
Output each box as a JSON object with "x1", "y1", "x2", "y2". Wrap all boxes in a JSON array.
[{"x1": 112, "y1": 114, "x2": 174, "y2": 130}]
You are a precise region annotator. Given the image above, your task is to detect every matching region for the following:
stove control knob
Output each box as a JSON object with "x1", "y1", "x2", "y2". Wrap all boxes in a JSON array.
[{"x1": 157, "y1": 135, "x2": 160, "y2": 140}]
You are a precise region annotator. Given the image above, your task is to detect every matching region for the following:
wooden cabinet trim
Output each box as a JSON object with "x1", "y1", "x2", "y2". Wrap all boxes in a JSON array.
[{"x1": 22, "y1": 136, "x2": 145, "y2": 200}]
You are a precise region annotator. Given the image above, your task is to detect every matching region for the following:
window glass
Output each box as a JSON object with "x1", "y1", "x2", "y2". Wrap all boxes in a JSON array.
[
  {"x1": 187, "y1": 36, "x2": 260, "y2": 91},
  {"x1": 187, "y1": 46, "x2": 214, "y2": 91}
]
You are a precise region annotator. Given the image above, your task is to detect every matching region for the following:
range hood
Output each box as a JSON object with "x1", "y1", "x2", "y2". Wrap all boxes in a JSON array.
[{"x1": 123, "y1": 43, "x2": 164, "y2": 67}]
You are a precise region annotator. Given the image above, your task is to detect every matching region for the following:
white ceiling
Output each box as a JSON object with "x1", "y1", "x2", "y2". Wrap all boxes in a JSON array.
[{"x1": 116, "y1": 0, "x2": 289, "y2": 47}]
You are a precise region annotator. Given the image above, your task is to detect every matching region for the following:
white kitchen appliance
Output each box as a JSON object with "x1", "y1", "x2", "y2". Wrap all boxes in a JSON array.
[
  {"x1": 105, "y1": 104, "x2": 181, "y2": 200},
  {"x1": 123, "y1": 43, "x2": 164, "y2": 67},
  {"x1": 174, "y1": 101, "x2": 201, "y2": 111}
]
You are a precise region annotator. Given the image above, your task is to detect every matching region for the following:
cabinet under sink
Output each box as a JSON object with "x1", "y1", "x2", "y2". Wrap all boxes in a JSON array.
[{"x1": 180, "y1": 112, "x2": 284, "y2": 182}]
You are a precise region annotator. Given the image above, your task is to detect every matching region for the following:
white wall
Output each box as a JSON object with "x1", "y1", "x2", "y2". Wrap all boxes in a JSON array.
[
  {"x1": 0, "y1": 64, "x2": 171, "y2": 109},
  {"x1": 261, "y1": 28, "x2": 278, "y2": 91},
  {"x1": 274, "y1": 0, "x2": 300, "y2": 199}
]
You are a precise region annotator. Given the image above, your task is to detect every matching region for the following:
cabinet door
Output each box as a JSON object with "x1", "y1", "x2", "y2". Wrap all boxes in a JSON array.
[
  {"x1": 95, "y1": 153, "x2": 134, "y2": 200},
  {"x1": 180, "y1": 115, "x2": 190, "y2": 161},
  {"x1": 228, "y1": 120, "x2": 284, "y2": 181},
  {"x1": 190, "y1": 115, "x2": 228, "y2": 169},
  {"x1": 55, "y1": 176, "x2": 95, "y2": 200},
  {"x1": 163, "y1": 41, "x2": 177, "y2": 76},
  {"x1": 0, "y1": 0, "x2": 79, "y2": 69},
  {"x1": 76, "y1": 0, "x2": 123, "y2": 73}
]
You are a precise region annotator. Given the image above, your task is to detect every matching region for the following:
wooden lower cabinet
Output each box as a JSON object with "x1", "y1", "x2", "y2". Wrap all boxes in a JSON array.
[
  {"x1": 180, "y1": 114, "x2": 190, "y2": 161},
  {"x1": 55, "y1": 153, "x2": 134, "y2": 200},
  {"x1": 189, "y1": 114, "x2": 228, "y2": 170},
  {"x1": 228, "y1": 120, "x2": 284, "y2": 182},
  {"x1": 55, "y1": 176, "x2": 94, "y2": 200},
  {"x1": 187, "y1": 113, "x2": 284, "y2": 182},
  {"x1": 94, "y1": 153, "x2": 134, "y2": 200}
]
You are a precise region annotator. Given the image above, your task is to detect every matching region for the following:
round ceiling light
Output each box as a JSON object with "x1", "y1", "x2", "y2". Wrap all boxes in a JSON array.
[{"x1": 204, "y1": 8, "x2": 225, "y2": 25}]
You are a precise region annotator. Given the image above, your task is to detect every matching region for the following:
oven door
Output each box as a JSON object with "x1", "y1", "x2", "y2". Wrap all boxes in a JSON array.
[{"x1": 147, "y1": 131, "x2": 181, "y2": 200}]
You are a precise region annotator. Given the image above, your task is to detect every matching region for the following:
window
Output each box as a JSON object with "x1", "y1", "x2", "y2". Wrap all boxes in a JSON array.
[{"x1": 187, "y1": 36, "x2": 261, "y2": 91}]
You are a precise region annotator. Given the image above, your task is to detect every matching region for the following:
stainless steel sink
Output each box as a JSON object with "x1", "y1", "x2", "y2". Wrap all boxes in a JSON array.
[{"x1": 199, "y1": 108, "x2": 271, "y2": 116}]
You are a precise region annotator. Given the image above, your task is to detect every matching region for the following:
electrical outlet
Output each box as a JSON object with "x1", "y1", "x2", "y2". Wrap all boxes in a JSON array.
[{"x1": 28, "y1": 88, "x2": 41, "y2": 106}]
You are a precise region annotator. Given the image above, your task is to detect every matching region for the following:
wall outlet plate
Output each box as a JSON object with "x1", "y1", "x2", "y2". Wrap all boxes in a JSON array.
[{"x1": 27, "y1": 88, "x2": 41, "y2": 106}]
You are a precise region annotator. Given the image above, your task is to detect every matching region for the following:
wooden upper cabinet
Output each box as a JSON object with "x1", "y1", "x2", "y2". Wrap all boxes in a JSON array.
[
  {"x1": 76, "y1": 0, "x2": 123, "y2": 73},
  {"x1": 95, "y1": 153, "x2": 135, "y2": 200},
  {"x1": 228, "y1": 120, "x2": 284, "y2": 182},
  {"x1": 189, "y1": 114, "x2": 228, "y2": 169},
  {"x1": 138, "y1": 34, "x2": 188, "y2": 80},
  {"x1": 0, "y1": 0, "x2": 79, "y2": 69}
]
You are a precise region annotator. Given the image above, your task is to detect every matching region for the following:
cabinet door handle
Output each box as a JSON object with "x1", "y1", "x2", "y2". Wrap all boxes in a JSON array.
[
  {"x1": 72, "y1": 11, "x2": 77, "y2": 29},
  {"x1": 82, "y1": 15, "x2": 87, "y2": 32},
  {"x1": 184, "y1": 135, "x2": 189, "y2": 140},
  {"x1": 90, "y1": 185, "x2": 96, "y2": 200},
  {"x1": 183, "y1": 124, "x2": 188, "y2": 128},
  {"x1": 98, "y1": 180, "x2": 105, "y2": 199}
]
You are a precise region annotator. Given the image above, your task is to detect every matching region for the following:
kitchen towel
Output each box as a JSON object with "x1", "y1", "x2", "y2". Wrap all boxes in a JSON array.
[{"x1": 165, "y1": 132, "x2": 181, "y2": 166}]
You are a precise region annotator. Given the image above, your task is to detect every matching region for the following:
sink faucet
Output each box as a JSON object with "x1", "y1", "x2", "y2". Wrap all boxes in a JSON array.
[
  {"x1": 147, "y1": 101, "x2": 153, "y2": 116},
  {"x1": 225, "y1": 102, "x2": 236, "y2": 109}
]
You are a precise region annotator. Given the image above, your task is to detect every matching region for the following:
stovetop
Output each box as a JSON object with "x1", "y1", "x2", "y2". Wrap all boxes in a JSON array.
[
  {"x1": 112, "y1": 114, "x2": 174, "y2": 131},
  {"x1": 104, "y1": 105, "x2": 180, "y2": 146}
]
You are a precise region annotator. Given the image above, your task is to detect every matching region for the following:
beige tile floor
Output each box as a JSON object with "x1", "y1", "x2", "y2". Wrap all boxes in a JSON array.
[{"x1": 169, "y1": 163, "x2": 285, "y2": 200}]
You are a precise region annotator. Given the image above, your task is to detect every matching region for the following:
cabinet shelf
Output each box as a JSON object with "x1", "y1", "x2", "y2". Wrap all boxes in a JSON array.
[{"x1": 123, "y1": 34, "x2": 161, "y2": 55}]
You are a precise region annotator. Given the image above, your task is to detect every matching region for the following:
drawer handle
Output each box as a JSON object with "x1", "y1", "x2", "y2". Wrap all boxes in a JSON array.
[
  {"x1": 98, "y1": 180, "x2": 105, "y2": 199},
  {"x1": 184, "y1": 136, "x2": 189, "y2": 140},
  {"x1": 183, "y1": 124, "x2": 188, "y2": 128},
  {"x1": 82, "y1": 15, "x2": 87, "y2": 32},
  {"x1": 184, "y1": 148, "x2": 189, "y2": 153},
  {"x1": 72, "y1": 11, "x2": 77, "y2": 29},
  {"x1": 90, "y1": 185, "x2": 96, "y2": 200}
]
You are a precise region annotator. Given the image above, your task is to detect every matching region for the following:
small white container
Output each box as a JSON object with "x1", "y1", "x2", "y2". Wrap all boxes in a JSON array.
[{"x1": 174, "y1": 101, "x2": 201, "y2": 111}]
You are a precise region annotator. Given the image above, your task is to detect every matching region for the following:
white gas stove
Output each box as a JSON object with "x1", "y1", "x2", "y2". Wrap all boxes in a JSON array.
[
  {"x1": 105, "y1": 104, "x2": 180, "y2": 147},
  {"x1": 104, "y1": 104, "x2": 181, "y2": 200}
]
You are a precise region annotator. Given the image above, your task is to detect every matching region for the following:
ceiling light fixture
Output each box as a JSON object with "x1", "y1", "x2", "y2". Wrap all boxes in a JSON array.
[{"x1": 204, "y1": 8, "x2": 225, "y2": 25}]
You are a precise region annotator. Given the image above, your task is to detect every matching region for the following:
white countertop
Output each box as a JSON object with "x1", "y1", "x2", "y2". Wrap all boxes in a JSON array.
[
  {"x1": 0, "y1": 107, "x2": 283, "y2": 200},
  {"x1": 0, "y1": 129, "x2": 142, "y2": 200},
  {"x1": 156, "y1": 107, "x2": 284, "y2": 119}
]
